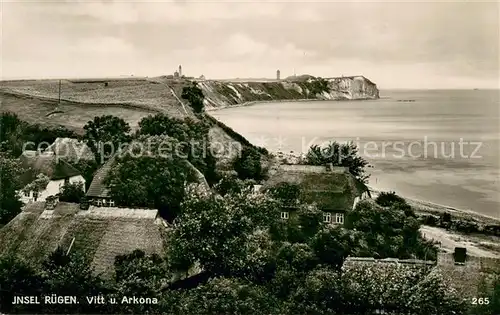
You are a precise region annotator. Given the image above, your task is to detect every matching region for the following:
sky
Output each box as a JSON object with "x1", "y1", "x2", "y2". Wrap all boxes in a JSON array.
[{"x1": 1, "y1": 0, "x2": 499, "y2": 89}]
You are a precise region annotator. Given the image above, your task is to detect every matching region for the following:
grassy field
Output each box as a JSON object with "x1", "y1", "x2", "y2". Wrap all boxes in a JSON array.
[
  {"x1": 0, "y1": 91, "x2": 157, "y2": 133},
  {"x1": 0, "y1": 78, "x2": 191, "y2": 133}
]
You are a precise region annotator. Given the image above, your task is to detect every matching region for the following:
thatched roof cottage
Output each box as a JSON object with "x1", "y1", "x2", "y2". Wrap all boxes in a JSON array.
[
  {"x1": 260, "y1": 164, "x2": 371, "y2": 224},
  {"x1": 18, "y1": 151, "x2": 85, "y2": 203},
  {"x1": 0, "y1": 201, "x2": 166, "y2": 276}
]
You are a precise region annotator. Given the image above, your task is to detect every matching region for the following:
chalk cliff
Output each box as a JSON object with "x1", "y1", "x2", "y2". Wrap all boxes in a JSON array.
[{"x1": 196, "y1": 75, "x2": 379, "y2": 109}]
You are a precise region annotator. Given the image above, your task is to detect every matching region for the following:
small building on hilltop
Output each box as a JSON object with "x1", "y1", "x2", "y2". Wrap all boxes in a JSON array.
[
  {"x1": 0, "y1": 201, "x2": 166, "y2": 276},
  {"x1": 18, "y1": 151, "x2": 85, "y2": 203},
  {"x1": 260, "y1": 164, "x2": 371, "y2": 224}
]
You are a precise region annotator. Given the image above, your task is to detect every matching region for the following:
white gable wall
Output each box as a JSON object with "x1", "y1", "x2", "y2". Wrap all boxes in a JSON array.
[{"x1": 18, "y1": 175, "x2": 86, "y2": 203}]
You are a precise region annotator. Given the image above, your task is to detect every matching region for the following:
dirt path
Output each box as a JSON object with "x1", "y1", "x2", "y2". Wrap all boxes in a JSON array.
[{"x1": 420, "y1": 225, "x2": 500, "y2": 258}]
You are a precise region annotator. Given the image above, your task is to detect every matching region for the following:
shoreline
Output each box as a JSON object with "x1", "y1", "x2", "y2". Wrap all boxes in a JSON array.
[
  {"x1": 207, "y1": 100, "x2": 499, "y2": 226},
  {"x1": 369, "y1": 187, "x2": 500, "y2": 224},
  {"x1": 205, "y1": 97, "x2": 378, "y2": 112},
  {"x1": 205, "y1": 99, "x2": 326, "y2": 112},
  {"x1": 270, "y1": 149, "x2": 500, "y2": 225}
]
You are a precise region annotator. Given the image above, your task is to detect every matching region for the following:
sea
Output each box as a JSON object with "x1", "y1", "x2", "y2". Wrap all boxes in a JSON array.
[{"x1": 210, "y1": 90, "x2": 500, "y2": 218}]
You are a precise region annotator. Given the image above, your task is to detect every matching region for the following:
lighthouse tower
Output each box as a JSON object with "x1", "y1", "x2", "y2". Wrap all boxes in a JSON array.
[
  {"x1": 179, "y1": 65, "x2": 182, "y2": 77},
  {"x1": 276, "y1": 69, "x2": 280, "y2": 80}
]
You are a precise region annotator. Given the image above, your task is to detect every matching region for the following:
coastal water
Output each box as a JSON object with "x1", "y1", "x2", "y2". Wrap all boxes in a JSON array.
[{"x1": 211, "y1": 90, "x2": 500, "y2": 218}]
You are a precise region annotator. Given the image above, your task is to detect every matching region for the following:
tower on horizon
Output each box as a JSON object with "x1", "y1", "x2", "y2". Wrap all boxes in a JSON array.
[
  {"x1": 276, "y1": 69, "x2": 280, "y2": 80},
  {"x1": 179, "y1": 65, "x2": 182, "y2": 77}
]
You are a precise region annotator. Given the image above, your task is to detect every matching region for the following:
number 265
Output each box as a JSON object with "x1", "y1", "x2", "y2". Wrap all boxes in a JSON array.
[{"x1": 472, "y1": 297, "x2": 490, "y2": 305}]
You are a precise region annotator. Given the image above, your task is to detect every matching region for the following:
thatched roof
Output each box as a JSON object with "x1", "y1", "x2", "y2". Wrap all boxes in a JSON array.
[
  {"x1": 46, "y1": 138, "x2": 95, "y2": 162},
  {"x1": 262, "y1": 164, "x2": 369, "y2": 212},
  {"x1": 86, "y1": 150, "x2": 211, "y2": 199},
  {"x1": 86, "y1": 155, "x2": 116, "y2": 198},
  {"x1": 343, "y1": 256, "x2": 497, "y2": 299},
  {"x1": 0, "y1": 202, "x2": 167, "y2": 276},
  {"x1": 19, "y1": 152, "x2": 82, "y2": 186}
]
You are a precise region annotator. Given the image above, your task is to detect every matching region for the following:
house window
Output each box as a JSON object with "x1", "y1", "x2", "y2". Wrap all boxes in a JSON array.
[
  {"x1": 24, "y1": 191, "x2": 30, "y2": 197},
  {"x1": 64, "y1": 178, "x2": 70, "y2": 185},
  {"x1": 96, "y1": 199, "x2": 102, "y2": 207},
  {"x1": 33, "y1": 191, "x2": 39, "y2": 201},
  {"x1": 109, "y1": 200, "x2": 115, "y2": 207},
  {"x1": 323, "y1": 213, "x2": 332, "y2": 223},
  {"x1": 280, "y1": 211, "x2": 289, "y2": 220},
  {"x1": 335, "y1": 213, "x2": 344, "y2": 224}
]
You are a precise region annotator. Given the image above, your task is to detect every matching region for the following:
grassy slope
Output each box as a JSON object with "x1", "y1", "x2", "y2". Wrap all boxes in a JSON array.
[
  {"x1": 0, "y1": 76, "x2": 379, "y2": 133},
  {"x1": 0, "y1": 78, "x2": 294, "y2": 166},
  {"x1": 0, "y1": 76, "x2": 377, "y2": 169},
  {"x1": 0, "y1": 79, "x2": 190, "y2": 133}
]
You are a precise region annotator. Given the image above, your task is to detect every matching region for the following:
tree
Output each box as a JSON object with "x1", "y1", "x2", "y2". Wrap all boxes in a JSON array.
[
  {"x1": 275, "y1": 242, "x2": 318, "y2": 273},
  {"x1": 406, "y1": 271, "x2": 466, "y2": 315},
  {"x1": 214, "y1": 174, "x2": 254, "y2": 197},
  {"x1": 0, "y1": 255, "x2": 45, "y2": 314},
  {"x1": 178, "y1": 278, "x2": 281, "y2": 315},
  {"x1": 59, "y1": 181, "x2": 85, "y2": 203},
  {"x1": 138, "y1": 114, "x2": 209, "y2": 142},
  {"x1": 489, "y1": 275, "x2": 500, "y2": 315},
  {"x1": 169, "y1": 193, "x2": 255, "y2": 276},
  {"x1": 0, "y1": 112, "x2": 26, "y2": 157},
  {"x1": 40, "y1": 248, "x2": 108, "y2": 314},
  {"x1": 375, "y1": 191, "x2": 407, "y2": 207},
  {"x1": 286, "y1": 267, "x2": 343, "y2": 315},
  {"x1": 233, "y1": 147, "x2": 267, "y2": 181},
  {"x1": 341, "y1": 262, "x2": 434, "y2": 314},
  {"x1": 345, "y1": 199, "x2": 437, "y2": 260},
  {"x1": 269, "y1": 205, "x2": 323, "y2": 244},
  {"x1": 21, "y1": 173, "x2": 50, "y2": 196},
  {"x1": 304, "y1": 141, "x2": 370, "y2": 182},
  {"x1": 169, "y1": 190, "x2": 281, "y2": 277},
  {"x1": 310, "y1": 226, "x2": 354, "y2": 271},
  {"x1": 114, "y1": 250, "x2": 170, "y2": 294},
  {"x1": 83, "y1": 115, "x2": 131, "y2": 163},
  {"x1": 474, "y1": 273, "x2": 500, "y2": 315},
  {"x1": 70, "y1": 159, "x2": 99, "y2": 191},
  {"x1": 181, "y1": 82, "x2": 205, "y2": 113},
  {"x1": 138, "y1": 114, "x2": 219, "y2": 185},
  {"x1": 104, "y1": 136, "x2": 195, "y2": 221},
  {"x1": 113, "y1": 250, "x2": 170, "y2": 314},
  {"x1": 0, "y1": 155, "x2": 24, "y2": 225},
  {"x1": 0, "y1": 113, "x2": 78, "y2": 158}
]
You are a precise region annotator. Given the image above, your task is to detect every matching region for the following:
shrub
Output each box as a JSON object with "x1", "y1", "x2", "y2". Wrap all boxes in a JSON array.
[
  {"x1": 233, "y1": 147, "x2": 267, "y2": 181},
  {"x1": 59, "y1": 182, "x2": 85, "y2": 203},
  {"x1": 375, "y1": 191, "x2": 407, "y2": 207},
  {"x1": 181, "y1": 82, "x2": 204, "y2": 113}
]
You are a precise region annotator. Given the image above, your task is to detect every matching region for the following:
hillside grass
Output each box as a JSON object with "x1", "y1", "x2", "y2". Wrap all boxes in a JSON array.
[{"x1": 0, "y1": 79, "x2": 190, "y2": 133}]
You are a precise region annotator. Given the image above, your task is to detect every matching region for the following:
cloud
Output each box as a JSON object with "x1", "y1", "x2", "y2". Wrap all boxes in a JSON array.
[
  {"x1": 1, "y1": 1, "x2": 498, "y2": 88},
  {"x1": 59, "y1": 1, "x2": 284, "y2": 24},
  {"x1": 69, "y1": 36, "x2": 135, "y2": 55}
]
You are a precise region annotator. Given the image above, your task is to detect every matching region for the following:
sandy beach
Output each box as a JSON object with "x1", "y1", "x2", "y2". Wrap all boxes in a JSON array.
[{"x1": 205, "y1": 98, "x2": 340, "y2": 112}]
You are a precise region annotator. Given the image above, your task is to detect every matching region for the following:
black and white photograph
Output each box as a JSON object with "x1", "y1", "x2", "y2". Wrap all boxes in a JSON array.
[{"x1": 0, "y1": 0, "x2": 499, "y2": 314}]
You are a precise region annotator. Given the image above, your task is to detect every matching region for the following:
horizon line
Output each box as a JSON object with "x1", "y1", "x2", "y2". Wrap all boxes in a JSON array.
[{"x1": 1, "y1": 75, "x2": 497, "y2": 90}]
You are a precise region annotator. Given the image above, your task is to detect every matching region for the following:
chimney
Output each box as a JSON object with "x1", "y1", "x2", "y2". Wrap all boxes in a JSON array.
[
  {"x1": 45, "y1": 195, "x2": 59, "y2": 210},
  {"x1": 326, "y1": 163, "x2": 333, "y2": 172},
  {"x1": 453, "y1": 247, "x2": 467, "y2": 264}
]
